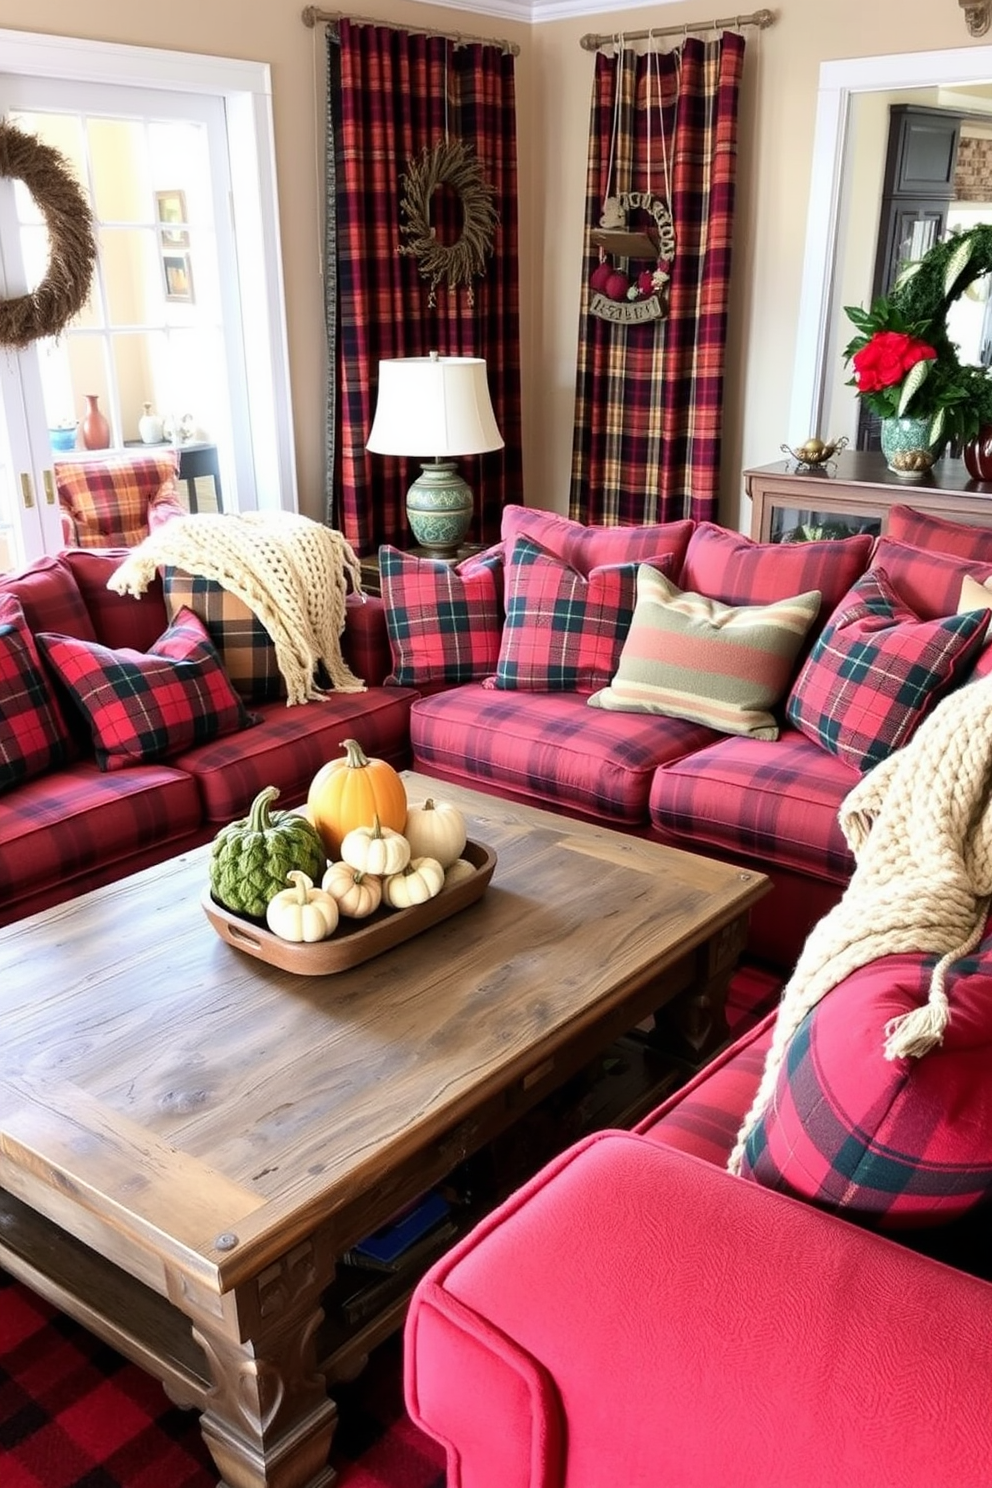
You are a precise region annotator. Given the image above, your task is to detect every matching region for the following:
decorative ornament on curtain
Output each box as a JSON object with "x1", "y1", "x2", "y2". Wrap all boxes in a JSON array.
[
  {"x1": 399, "y1": 138, "x2": 498, "y2": 307},
  {"x1": 571, "y1": 30, "x2": 746, "y2": 529},
  {"x1": 588, "y1": 40, "x2": 676, "y2": 327}
]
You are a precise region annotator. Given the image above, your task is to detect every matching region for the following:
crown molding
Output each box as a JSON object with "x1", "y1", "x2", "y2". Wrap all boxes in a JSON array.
[{"x1": 409, "y1": 0, "x2": 682, "y2": 25}]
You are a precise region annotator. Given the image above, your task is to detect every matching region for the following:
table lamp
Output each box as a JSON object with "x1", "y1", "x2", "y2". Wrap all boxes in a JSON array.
[{"x1": 367, "y1": 352, "x2": 504, "y2": 558}]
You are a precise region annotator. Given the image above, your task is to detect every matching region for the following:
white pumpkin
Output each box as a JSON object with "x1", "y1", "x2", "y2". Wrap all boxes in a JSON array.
[
  {"x1": 340, "y1": 816, "x2": 411, "y2": 877},
  {"x1": 443, "y1": 857, "x2": 477, "y2": 888},
  {"x1": 383, "y1": 855, "x2": 445, "y2": 908},
  {"x1": 403, "y1": 798, "x2": 467, "y2": 868},
  {"x1": 321, "y1": 861, "x2": 383, "y2": 918}
]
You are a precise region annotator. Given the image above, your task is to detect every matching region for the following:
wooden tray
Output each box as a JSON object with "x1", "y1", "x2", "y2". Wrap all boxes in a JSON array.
[{"x1": 202, "y1": 839, "x2": 496, "y2": 975}]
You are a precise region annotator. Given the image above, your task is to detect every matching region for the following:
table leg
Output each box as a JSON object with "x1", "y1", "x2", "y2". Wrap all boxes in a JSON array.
[
  {"x1": 650, "y1": 910, "x2": 751, "y2": 1062},
  {"x1": 168, "y1": 1233, "x2": 339, "y2": 1488}
]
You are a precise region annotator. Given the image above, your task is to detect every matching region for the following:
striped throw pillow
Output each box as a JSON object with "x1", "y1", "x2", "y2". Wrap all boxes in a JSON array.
[{"x1": 588, "y1": 565, "x2": 821, "y2": 740}]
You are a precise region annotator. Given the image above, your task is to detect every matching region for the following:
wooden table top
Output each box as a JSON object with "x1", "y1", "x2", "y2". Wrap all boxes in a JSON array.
[{"x1": 0, "y1": 777, "x2": 767, "y2": 1296}]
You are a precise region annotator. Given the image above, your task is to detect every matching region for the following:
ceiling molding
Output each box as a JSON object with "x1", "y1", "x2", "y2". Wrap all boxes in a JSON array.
[{"x1": 408, "y1": 0, "x2": 682, "y2": 25}]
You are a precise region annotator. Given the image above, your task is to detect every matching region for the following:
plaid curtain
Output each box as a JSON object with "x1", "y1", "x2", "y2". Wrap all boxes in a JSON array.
[
  {"x1": 326, "y1": 21, "x2": 521, "y2": 556},
  {"x1": 571, "y1": 33, "x2": 746, "y2": 526}
]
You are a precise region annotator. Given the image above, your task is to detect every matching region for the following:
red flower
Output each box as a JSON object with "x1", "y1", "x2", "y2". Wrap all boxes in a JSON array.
[{"x1": 852, "y1": 330, "x2": 936, "y2": 394}]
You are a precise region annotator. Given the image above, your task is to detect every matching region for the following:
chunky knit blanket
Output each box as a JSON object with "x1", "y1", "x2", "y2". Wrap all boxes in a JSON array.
[
  {"x1": 108, "y1": 511, "x2": 365, "y2": 705},
  {"x1": 728, "y1": 671, "x2": 992, "y2": 1175}
]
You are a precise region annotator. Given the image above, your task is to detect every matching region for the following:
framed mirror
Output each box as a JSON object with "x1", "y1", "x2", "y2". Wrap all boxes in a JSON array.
[{"x1": 790, "y1": 44, "x2": 992, "y2": 448}]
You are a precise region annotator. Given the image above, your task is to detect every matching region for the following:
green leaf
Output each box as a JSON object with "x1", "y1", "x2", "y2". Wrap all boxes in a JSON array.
[
  {"x1": 896, "y1": 359, "x2": 931, "y2": 415},
  {"x1": 930, "y1": 406, "x2": 946, "y2": 444},
  {"x1": 943, "y1": 236, "x2": 974, "y2": 298}
]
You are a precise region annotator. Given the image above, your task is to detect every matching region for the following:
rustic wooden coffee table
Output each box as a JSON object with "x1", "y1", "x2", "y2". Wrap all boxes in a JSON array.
[{"x1": 0, "y1": 776, "x2": 767, "y2": 1488}]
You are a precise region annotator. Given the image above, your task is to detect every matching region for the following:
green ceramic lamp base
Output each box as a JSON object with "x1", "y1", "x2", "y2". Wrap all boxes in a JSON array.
[{"x1": 406, "y1": 460, "x2": 474, "y2": 558}]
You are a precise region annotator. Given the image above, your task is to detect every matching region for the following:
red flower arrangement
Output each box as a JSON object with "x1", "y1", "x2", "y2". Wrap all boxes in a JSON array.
[{"x1": 850, "y1": 330, "x2": 936, "y2": 396}]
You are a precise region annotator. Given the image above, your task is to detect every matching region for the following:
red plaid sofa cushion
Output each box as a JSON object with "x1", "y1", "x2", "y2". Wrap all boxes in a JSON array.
[
  {"x1": 61, "y1": 548, "x2": 168, "y2": 653},
  {"x1": 886, "y1": 505, "x2": 992, "y2": 564},
  {"x1": 637, "y1": 1013, "x2": 774, "y2": 1167},
  {"x1": 172, "y1": 684, "x2": 416, "y2": 824},
  {"x1": 0, "y1": 553, "x2": 96, "y2": 642},
  {"x1": 37, "y1": 608, "x2": 255, "y2": 771},
  {"x1": 501, "y1": 504, "x2": 694, "y2": 581},
  {"x1": 411, "y1": 684, "x2": 715, "y2": 825},
  {"x1": 679, "y1": 521, "x2": 873, "y2": 614},
  {"x1": 0, "y1": 760, "x2": 203, "y2": 924},
  {"x1": 379, "y1": 544, "x2": 503, "y2": 687},
  {"x1": 0, "y1": 596, "x2": 72, "y2": 793},
  {"x1": 786, "y1": 567, "x2": 987, "y2": 773},
  {"x1": 648, "y1": 727, "x2": 859, "y2": 884},
  {"x1": 162, "y1": 567, "x2": 284, "y2": 703},
  {"x1": 740, "y1": 928, "x2": 992, "y2": 1228},
  {"x1": 494, "y1": 537, "x2": 666, "y2": 693},
  {"x1": 869, "y1": 536, "x2": 992, "y2": 621}
]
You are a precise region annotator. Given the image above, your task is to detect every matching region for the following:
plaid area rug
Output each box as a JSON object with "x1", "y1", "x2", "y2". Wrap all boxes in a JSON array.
[
  {"x1": 0, "y1": 1274, "x2": 444, "y2": 1488},
  {"x1": 0, "y1": 963, "x2": 780, "y2": 1488}
]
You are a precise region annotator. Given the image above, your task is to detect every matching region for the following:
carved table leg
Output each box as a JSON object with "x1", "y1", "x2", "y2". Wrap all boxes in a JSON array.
[
  {"x1": 168, "y1": 1233, "x2": 339, "y2": 1488},
  {"x1": 649, "y1": 908, "x2": 752, "y2": 1064}
]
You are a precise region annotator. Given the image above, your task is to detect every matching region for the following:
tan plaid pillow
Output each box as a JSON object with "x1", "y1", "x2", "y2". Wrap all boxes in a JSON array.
[
  {"x1": 162, "y1": 568, "x2": 285, "y2": 702},
  {"x1": 55, "y1": 453, "x2": 180, "y2": 549}
]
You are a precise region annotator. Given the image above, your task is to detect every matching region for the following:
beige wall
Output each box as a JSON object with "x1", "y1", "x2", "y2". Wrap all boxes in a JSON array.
[{"x1": 2, "y1": 0, "x2": 976, "y2": 533}]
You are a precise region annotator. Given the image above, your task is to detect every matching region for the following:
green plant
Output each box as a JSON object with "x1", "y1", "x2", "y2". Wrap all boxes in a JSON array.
[{"x1": 843, "y1": 223, "x2": 992, "y2": 446}]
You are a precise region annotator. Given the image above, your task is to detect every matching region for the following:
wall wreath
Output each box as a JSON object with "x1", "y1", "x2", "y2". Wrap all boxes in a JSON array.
[
  {"x1": 399, "y1": 139, "x2": 498, "y2": 306},
  {"x1": 0, "y1": 120, "x2": 97, "y2": 350}
]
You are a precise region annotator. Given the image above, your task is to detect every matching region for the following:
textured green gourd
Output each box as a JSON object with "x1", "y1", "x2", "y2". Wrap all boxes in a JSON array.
[{"x1": 209, "y1": 785, "x2": 326, "y2": 919}]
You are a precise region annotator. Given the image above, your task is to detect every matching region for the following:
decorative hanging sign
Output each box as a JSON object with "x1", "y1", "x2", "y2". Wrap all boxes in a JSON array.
[
  {"x1": 0, "y1": 120, "x2": 97, "y2": 349},
  {"x1": 588, "y1": 192, "x2": 675, "y2": 326},
  {"x1": 399, "y1": 139, "x2": 498, "y2": 308}
]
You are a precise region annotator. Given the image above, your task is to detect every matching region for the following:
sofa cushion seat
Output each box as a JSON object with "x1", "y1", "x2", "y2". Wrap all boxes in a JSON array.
[
  {"x1": 636, "y1": 1011, "x2": 773, "y2": 1164},
  {"x1": 648, "y1": 727, "x2": 859, "y2": 884},
  {"x1": 0, "y1": 758, "x2": 202, "y2": 923},
  {"x1": 174, "y1": 685, "x2": 417, "y2": 823},
  {"x1": 411, "y1": 684, "x2": 717, "y2": 825}
]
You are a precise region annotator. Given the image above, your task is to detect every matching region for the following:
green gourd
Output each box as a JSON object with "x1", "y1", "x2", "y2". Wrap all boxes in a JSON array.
[{"x1": 209, "y1": 785, "x2": 326, "y2": 919}]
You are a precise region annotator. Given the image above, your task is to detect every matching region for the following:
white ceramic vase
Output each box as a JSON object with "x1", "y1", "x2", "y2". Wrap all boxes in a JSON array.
[{"x1": 138, "y1": 402, "x2": 165, "y2": 444}]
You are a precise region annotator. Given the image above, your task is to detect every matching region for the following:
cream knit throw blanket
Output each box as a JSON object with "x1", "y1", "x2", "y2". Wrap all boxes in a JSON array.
[
  {"x1": 108, "y1": 511, "x2": 365, "y2": 705},
  {"x1": 727, "y1": 671, "x2": 992, "y2": 1175}
]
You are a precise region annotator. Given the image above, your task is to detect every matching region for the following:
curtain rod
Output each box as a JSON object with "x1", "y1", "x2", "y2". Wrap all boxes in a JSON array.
[
  {"x1": 580, "y1": 8, "x2": 775, "y2": 51},
  {"x1": 301, "y1": 7, "x2": 520, "y2": 56}
]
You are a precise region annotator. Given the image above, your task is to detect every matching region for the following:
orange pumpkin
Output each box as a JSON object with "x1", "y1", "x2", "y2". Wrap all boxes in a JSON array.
[{"x1": 307, "y1": 738, "x2": 408, "y2": 858}]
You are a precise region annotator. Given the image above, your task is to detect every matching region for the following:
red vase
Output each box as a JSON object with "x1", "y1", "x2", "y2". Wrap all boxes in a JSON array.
[
  {"x1": 81, "y1": 394, "x2": 111, "y2": 450},
  {"x1": 964, "y1": 426, "x2": 992, "y2": 481}
]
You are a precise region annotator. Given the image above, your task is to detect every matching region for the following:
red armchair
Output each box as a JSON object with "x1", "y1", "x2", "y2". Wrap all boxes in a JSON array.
[{"x1": 404, "y1": 1013, "x2": 992, "y2": 1488}]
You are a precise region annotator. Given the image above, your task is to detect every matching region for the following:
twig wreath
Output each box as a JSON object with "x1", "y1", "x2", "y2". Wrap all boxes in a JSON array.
[
  {"x1": 0, "y1": 120, "x2": 97, "y2": 350},
  {"x1": 399, "y1": 139, "x2": 498, "y2": 306}
]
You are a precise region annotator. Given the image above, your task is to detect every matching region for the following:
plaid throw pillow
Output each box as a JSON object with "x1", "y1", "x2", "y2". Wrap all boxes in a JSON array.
[
  {"x1": 493, "y1": 536, "x2": 663, "y2": 693},
  {"x1": 379, "y1": 545, "x2": 503, "y2": 687},
  {"x1": 162, "y1": 567, "x2": 284, "y2": 703},
  {"x1": 741, "y1": 935, "x2": 992, "y2": 1229},
  {"x1": 680, "y1": 521, "x2": 873, "y2": 614},
  {"x1": 786, "y1": 567, "x2": 988, "y2": 773},
  {"x1": 0, "y1": 595, "x2": 71, "y2": 793},
  {"x1": 37, "y1": 607, "x2": 255, "y2": 771},
  {"x1": 887, "y1": 504, "x2": 992, "y2": 564},
  {"x1": 589, "y1": 565, "x2": 821, "y2": 739},
  {"x1": 500, "y1": 505, "x2": 694, "y2": 578}
]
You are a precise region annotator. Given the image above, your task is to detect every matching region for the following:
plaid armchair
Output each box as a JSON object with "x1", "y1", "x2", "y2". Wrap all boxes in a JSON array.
[{"x1": 55, "y1": 451, "x2": 187, "y2": 549}]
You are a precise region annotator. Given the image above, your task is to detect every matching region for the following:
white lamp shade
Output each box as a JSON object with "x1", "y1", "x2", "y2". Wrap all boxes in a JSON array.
[{"x1": 366, "y1": 355, "x2": 504, "y2": 458}]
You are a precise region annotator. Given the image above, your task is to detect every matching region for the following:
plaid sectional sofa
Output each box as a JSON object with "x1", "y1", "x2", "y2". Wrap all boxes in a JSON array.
[
  {"x1": 395, "y1": 504, "x2": 992, "y2": 970},
  {"x1": 0, "y1": 547, "x2": 416, "y2": 926}
]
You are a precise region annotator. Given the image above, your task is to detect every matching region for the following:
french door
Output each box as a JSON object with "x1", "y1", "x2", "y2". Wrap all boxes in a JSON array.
[{"x1": 0, "y1": 28, "x2": 295, "y2": 571}]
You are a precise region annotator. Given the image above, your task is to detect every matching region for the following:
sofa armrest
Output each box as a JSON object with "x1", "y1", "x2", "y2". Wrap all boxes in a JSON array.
[
  {"x1": 342, "y1": 592, "x2": 393, "y2": 687},
  {"x1": 406, "y1": 1131, "x2": 992, "y2": 1488}
]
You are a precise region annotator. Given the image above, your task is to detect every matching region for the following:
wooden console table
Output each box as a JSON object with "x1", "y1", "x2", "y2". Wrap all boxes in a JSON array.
[{"x1": 745, "y1": 451, "x2": 992, "y2": 543}]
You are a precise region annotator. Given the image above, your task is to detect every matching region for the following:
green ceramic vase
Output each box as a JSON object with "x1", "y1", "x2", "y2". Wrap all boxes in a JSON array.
[{"x1": 879, "y1": 416, "x2": 937, "y2": 478}]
